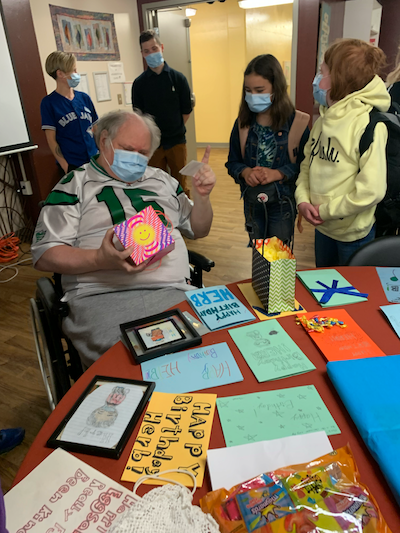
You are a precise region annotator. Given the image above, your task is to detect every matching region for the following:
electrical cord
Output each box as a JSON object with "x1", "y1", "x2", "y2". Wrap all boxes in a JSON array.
[
  {"x1": 0, "y1": 232, "x2": 32, "y2": 283},
  {"x1": 0, "y1": 232, "x2": 20, "y2": 262},
  {"x1": 0, "y1": 257, "x2": 32, "y2": 283}
]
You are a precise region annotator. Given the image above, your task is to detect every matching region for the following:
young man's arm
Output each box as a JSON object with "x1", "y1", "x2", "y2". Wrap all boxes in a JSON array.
[{"x1": 44, "y1": 130, "x2": 69, "y2": 173}]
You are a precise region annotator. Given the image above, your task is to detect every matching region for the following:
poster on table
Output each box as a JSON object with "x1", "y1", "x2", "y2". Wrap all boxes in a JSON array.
[
  {"x1": 122, "y1": 391, "x2": 216, "y2": 487},
  {"x1": 4, "y1": 448, "x2": 136, "y2": 532}
]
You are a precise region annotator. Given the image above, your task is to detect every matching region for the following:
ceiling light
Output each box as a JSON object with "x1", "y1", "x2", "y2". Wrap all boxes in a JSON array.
[
  {"x1": 238, "y1": 0, "x2": 293, "y2": 9},
  {"x1": 185, "y1": 7, "x2": 197, "y2": 16}
]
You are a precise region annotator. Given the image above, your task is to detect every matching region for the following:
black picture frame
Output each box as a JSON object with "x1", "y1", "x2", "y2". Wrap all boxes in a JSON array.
[
  {"x1": 47, "y1": 376, "x2": 155, "y2": 459},
  {"x1": 120, "y1": 308, "x2": 202, "y2": 364}
]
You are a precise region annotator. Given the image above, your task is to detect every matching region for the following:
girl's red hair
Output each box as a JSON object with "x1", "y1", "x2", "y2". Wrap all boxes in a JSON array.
[{"x1": 325, "y1": 39, "x2": 386, "y2": 101}]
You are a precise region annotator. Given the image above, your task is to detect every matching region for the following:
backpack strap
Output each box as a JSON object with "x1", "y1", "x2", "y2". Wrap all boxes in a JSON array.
[
  {"x1": 288, "y1": 110, "x2": 310, "y2": 164},
  {"x1": 359, "y1": 107, "x2": 399, "y2": 157}
]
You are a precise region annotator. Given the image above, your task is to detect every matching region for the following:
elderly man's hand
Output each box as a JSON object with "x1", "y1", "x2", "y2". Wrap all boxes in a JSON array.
[
  {"x1": 97, "y1": 228, "x2": 149, "y2": 272},
  {"x1": 192, "y1": 146, "x2": 216, "y2": 198}
]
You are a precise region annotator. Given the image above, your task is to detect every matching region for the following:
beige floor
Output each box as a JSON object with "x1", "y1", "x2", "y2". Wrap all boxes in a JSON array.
[{"x1": 0, "y1": 148, "x2": 315, "y2": 492}]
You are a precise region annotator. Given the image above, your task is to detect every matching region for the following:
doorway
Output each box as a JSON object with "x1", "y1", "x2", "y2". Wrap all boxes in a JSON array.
[{"x1": 143, "y1": 0, "x2": 297, "y2": 158}]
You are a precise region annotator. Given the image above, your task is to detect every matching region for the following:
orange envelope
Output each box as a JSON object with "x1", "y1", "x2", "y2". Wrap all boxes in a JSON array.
[{"x1": 297, "y1": 309, "x2": 386, "y2": 362}]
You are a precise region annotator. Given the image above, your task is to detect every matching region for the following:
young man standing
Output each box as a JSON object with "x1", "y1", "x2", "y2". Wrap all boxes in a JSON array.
[
  {"x1": 132, "y1": 30, "x2": 193, "y2": 196},
  {"x1": 41, "y1": 51, "x2": 99, "y2": 176}
]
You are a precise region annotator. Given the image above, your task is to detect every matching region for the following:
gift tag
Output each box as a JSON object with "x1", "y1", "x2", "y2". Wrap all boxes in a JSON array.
[{"x1": 179, "y1": 160, "x2": 204, "y2": 176}]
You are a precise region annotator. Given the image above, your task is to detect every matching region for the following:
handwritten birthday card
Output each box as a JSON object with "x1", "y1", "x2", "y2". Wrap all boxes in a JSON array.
[
  {"x1": 297, "y1": 269, "x2": 368, "y2": 307},
  {"x1": 229, "y1": 320, "x2": 315, "y2": 382},
  {"x1": 216, "y1": 385, "x2": 340, "y2": 447},
  {"x1": 186, "y1": 285, "x2": 255, "y2": 330},
  {"x1": 376, "y1": 267, "x2": 400, "y2": 303},
  {"x1": 141, "y1": 342, "x2": 243, "y2": 393},
  {"x1": 4, "y1": 449, "x2": 136, "y2": 533},
  {"x1": 122, "y1": 392, "x2": 216, "y2": 487},
  {"x1": 297, "y1": 309, "x2": 385, "y2": 361}
]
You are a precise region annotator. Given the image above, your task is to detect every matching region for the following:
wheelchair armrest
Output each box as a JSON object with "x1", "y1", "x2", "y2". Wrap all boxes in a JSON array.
[
  {"x1": 188, "y1": 250, "x2": 215, "y2": 272},
  {"x1": 36, "y1": 277, "x2": 69, "y2": 318}
]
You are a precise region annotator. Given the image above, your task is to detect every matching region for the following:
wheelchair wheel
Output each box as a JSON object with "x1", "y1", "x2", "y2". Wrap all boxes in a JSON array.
[{"x1": 30, "y1": 298, "x2": 57, "y2": 411}]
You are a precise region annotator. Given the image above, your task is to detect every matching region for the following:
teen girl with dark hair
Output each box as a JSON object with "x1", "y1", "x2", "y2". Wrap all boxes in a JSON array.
[
  {"x1": 226, "y1": 54, "x2": 310, "y2": 247},
  {"x1": 296, "y1": 39, "x2": 390, "y2": 267}
]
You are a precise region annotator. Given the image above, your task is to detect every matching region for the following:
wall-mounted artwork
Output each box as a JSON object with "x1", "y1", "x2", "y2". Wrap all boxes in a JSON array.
[{"x1": 49, "y1": 5, "x2": 120, "y2": 61}]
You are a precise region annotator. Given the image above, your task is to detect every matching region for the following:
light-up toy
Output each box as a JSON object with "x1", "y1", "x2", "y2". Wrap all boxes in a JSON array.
[{"x1": 113, "y1": 206, "x2": 175, "y2": 265}]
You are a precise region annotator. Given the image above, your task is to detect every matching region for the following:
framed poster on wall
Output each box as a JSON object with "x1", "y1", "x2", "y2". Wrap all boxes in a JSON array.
[
  {"x1": 49, "y1": 4, "x2": 120, "y2": 61},
  {"x1": 76, "y1": 73, "x2": 90, "y2": 96}
]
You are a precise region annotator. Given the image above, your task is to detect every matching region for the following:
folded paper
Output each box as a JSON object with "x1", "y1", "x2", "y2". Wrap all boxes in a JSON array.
[
  {"x1": 141, "y1": 342, "x2": 243, "y2": 394},
  {"x1": 4, "y1": 449, "x2": 136, "y2": 533},
  {"x1": 186, "y1": 285, "x2": 255, "y2": 331},
  {"x1": 297, "y1": 269, "x2": 368, "y2": 307},
  {"x1": 122, "y1": 391, "x2": 216, "y2": 487},
  {"x1": 216, "y1": 385, "x2": 340, "y2": 448},
  {"x1": 297, "y1": 309, "x2": 385, "y2": 362},
  {"x1": 229, "y1": 320, "x2": 315, "y2": 382}
]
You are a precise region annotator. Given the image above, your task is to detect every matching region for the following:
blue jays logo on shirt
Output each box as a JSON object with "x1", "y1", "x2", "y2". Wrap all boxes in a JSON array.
[
  {"x1": 59, "y1": 107, "x2": 93, "y2": 128},
  {"x1": 59, "y1": 112, "x2": 78, "y2": 127},
  {"x1": 80, "y1": 106, "x2": 93, "y2": 122}
]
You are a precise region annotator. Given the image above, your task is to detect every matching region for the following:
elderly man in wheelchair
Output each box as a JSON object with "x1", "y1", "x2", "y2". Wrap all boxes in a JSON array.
[{"x1": 31, "y1": 109, "x2": 216, "y2": 374}]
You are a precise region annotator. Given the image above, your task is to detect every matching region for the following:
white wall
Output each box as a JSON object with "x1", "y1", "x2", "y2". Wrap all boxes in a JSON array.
[
  {"x1": 343, "y1": 0, "x2": 374, "y2": 42},
  {"x1": 29, "y1": 0, "x2": 144, "y2": 117}
]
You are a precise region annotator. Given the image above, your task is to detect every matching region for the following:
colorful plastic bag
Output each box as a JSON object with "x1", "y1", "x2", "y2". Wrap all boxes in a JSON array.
[{"x1": 200, "y1": 446, "x2": 391, "y2": 533}]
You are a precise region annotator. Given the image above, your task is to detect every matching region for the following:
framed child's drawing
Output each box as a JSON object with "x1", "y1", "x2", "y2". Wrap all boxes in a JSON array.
[{"x1": 47, "y1": 376, "x2": 154, "y2": 458}]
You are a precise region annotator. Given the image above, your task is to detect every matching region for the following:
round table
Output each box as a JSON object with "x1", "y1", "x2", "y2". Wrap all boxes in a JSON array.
[{"x1": 13, "y1": 266, "x2": 400, "y2": 531}]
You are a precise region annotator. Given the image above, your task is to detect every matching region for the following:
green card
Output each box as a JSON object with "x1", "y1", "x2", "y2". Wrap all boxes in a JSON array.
[
  {"x1": 297, "y1": 269, "x2": 368, "y2": 307},
  {"x1": 229, "y1": 320, "x2": 315, "y2": 382},
  {"x1": 216, "y1": 385, "x2": 340, "y2": 447}
]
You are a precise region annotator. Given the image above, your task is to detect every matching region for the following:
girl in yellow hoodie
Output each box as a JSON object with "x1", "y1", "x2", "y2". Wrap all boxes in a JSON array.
[{"x1": 295, "y1": 39, "x2": 390, "y2": 267}]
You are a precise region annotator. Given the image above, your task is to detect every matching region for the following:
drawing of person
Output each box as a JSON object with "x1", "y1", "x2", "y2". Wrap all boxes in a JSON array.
[{"x1": 87, "y1": 386, "x2": 129, "y2": 428}]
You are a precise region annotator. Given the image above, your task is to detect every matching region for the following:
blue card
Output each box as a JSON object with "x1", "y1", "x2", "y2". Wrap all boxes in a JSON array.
[
  {"x1": 376, "y1": 267, "x2": 400, "y2": 303},
  {"x1": 186, "y1": 285, "x2": 256, "y2": 330},
  {"x1": 140, "y1": 342, "x2": 243, "y2": 393}
]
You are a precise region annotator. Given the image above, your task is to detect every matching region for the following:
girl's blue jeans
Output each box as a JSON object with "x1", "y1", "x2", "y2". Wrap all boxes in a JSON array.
[{"x1": 315, "y1": 225, "x2": 376, "y2": 267}]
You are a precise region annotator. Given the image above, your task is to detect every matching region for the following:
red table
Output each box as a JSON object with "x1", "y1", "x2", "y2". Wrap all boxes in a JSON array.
[{"x1": 14, "y1": 267, "x2": 400, "y2": 530}]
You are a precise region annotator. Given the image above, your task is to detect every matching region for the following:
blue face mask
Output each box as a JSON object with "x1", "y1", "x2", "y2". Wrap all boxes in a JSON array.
[
  {"x1": 245, "y1": 92, "x2": 273, "y2": 113},
  {"x1": 108, "y1": 144, "x2": 149, "y2": 183},
  {"x1": 145, "y1": 52, "x2": 164, "y2": 69},
  {"x1": 312, "y1": 73, "x2": 328, "y2": 107},
  {"x1": 67, "y1": 73, "x2": 81, "y2": 88}
]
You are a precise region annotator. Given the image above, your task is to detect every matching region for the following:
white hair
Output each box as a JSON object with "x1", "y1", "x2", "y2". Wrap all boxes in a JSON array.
[{"x1": 94, "y1": 109, "x2": 161, "y2": 157}]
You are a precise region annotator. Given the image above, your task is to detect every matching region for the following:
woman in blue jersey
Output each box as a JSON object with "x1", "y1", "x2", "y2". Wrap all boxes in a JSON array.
[{"x1": 40, "y1": 51, "x2": 99, "y2": 176}]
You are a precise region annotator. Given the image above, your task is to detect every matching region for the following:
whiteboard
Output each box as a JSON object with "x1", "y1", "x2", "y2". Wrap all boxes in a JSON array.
[{"x1": 0, "y1": 5, "x2": 32, "y2": 155}]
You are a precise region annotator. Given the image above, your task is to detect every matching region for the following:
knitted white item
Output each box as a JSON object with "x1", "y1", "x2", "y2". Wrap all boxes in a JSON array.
[{"x1": 109, "y1": 470, "x2": 220, "y2": 533}]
